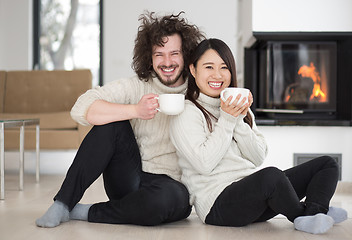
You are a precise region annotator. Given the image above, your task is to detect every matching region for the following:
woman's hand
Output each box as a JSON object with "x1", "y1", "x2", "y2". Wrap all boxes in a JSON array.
[
  {"x1": 220, "y1": 91, "x2": 253, "y2": 117},
  {"x1": 241, "y1": 91, "x2": 253, "y2": 116}
]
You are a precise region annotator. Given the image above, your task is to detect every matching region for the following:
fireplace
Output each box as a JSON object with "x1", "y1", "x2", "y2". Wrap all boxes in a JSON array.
[{"x1": 244, "y1": 32, "x2": 352, "y2": 126}]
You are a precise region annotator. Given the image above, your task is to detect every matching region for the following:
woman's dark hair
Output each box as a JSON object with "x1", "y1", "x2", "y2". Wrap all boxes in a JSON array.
[
  {"x1": 132, "y1": 11, "x2": 205, "y2": 81},
  {"x1": 186, "y1": 38, "x2": 253, "y2": 131}
]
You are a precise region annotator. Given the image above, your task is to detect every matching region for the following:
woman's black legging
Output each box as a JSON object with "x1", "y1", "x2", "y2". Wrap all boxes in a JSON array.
[
  {"x1": 205, "y1": 156, "x2": 339, "y2": 227},
  {"x1": 54, "y1": 120, "x2": 192, "y2": 226}
]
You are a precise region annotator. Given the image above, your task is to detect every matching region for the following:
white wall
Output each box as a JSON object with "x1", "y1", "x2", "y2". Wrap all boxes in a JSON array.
[
  {"x1": 239, "y1": 0, "x2": 352, "y2": 48},
  {"x1": 0, "y1": 1, "x2": 4, "y2": 68},
  {"x1": 252, "y1": 0, "x2": 352, "y2": 32},
  {"x1": 0, "y1": 0, "x2": 32, "y2": 70},
  {"x1": 259, "y1": 126, "x2": 352, "y2": 182}
]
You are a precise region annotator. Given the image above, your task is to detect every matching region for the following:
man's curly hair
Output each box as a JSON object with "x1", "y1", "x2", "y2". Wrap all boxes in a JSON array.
[{"x1": 132, "y1": 11, "x2": 205, "y2": 81}]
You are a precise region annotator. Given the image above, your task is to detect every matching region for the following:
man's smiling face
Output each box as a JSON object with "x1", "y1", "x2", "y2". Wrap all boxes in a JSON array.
[{"x1": 152, "y1": 34, "x2": 185, "y2": 87}]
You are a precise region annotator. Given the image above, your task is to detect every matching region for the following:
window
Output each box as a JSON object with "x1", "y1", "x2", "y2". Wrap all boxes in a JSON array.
[{"x1": 33, "y1": 0, "x2": 103, "y2": 86}]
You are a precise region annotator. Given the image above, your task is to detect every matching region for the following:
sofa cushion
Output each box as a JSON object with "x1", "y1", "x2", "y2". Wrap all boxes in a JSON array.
[
  {"x1": 3, "y1": 69, "x2": 92, "y2": 113},
  {"x1": 0, "y1": 111, "x2": 77, "y2": 129},
  {"x1": 4, "y1": 129, "x2": 81, "y2": 150}
]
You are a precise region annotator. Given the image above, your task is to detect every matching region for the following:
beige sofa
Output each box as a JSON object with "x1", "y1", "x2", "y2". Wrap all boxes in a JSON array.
[{"x1": 0, "y1": 69, "x2": 92, "y2": 150}]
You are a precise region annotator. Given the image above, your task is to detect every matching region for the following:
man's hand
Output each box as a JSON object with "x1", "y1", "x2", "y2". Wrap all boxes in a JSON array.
[{"x1": 135, "y1": 94, "x2": 159, "y2": 120}]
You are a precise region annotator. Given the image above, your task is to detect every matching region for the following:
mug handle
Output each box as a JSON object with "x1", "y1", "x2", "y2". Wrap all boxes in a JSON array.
[
  {"x1": 154, "y1": 96, "x2": 161, "y2": 112},
  {"x1": 220, "y1": 89, "x2": 227, "y2": 102}
]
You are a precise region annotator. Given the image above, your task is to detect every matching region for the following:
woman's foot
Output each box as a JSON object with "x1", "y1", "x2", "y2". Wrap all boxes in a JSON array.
[
  {"x1": 327, "y1": 206, "x2": 348, "y2": 224},
  {"x1": 294, "y1": 213, "x2": 334, "y2": 234}
]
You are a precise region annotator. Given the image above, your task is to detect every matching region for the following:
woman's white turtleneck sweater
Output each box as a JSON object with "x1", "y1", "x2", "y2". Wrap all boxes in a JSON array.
[
  {"x1": 70, "y1": 75, "x2": 187, "y2": 181},
  {"x1": 170, "y1": 93, "x2": 268, "y2": 222}
]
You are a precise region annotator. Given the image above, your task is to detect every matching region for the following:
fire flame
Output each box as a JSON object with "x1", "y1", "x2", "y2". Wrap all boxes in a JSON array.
[{"x1": 298, "y1": 62, "x2": 326, "y2": 102}]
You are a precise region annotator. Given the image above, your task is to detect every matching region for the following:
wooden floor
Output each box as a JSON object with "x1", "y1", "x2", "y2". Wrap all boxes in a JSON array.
[{"x1": 1, "y1": 173, "x2": 351, "y2": 240}]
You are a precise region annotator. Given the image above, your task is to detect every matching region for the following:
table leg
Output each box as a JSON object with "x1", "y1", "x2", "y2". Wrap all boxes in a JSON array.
[
  {"x1": 36, "y1": 124, "x2": 40, "y2": 182},
  {"x1": 19, "y1": 125, "x2": 24, "y2": 191},
  {"x1": 0, "y1": 123, "x2": 4, "y2": 200}
]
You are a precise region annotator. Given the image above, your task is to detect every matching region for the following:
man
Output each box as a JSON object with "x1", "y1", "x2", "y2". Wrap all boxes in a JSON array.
[{"x1": 36, "y1": 11, "x2": 205, "y2": 227}]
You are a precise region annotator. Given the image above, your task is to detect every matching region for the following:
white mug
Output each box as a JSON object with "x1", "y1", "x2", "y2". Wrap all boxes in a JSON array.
[
  {"x1": 220, "y1": 87, "x2": 250, "y2": 105},
  {"x1": 155, "y1": 94, "x2": 185, "y2": 115}
]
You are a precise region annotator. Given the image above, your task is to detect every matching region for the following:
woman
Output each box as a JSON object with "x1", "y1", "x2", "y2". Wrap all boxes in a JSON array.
[{"x1": 169, "y1": 38, "x2": 347, "y2": 234}]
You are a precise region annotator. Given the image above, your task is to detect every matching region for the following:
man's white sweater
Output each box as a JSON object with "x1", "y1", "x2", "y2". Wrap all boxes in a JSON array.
[
  {"x1": 70, "y1": 75, "x2": 187, "y2": 181},
  {"x1": 170, "y1": 93, "x2": 268, "y2": 222}
]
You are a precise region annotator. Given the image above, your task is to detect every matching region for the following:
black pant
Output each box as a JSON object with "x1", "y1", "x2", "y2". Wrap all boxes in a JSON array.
[
  {"x1": 205, "y1": 156, "x2": 339, "y2": 227},
  {"x1": 54, "y1": 121, "x2": 192, "y2": 226}
]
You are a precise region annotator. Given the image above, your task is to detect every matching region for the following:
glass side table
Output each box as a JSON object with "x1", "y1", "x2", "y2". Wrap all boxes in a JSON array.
[{"x1": 0, "y1": 119, "x2": 40, "y2": 200}]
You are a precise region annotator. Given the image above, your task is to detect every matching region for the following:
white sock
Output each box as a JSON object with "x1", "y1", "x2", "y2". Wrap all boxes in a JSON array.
[
  {"x1": 327, "y1": 206, "x2": 348, "y2": 224},
  {"x1": 36, "y1": 200, "x2": 70, "y2": 228},
  {"x1": 294, "y1": 213, "x2": 334, "y2": 234},
  {"x1": 69, "y1": 203, "x2": 92, "y2": 221}
]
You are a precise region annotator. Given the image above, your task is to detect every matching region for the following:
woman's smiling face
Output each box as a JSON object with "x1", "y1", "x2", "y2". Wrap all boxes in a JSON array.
[{"x1": 190, "y1": 49, "x2": 231, "y2": 98}]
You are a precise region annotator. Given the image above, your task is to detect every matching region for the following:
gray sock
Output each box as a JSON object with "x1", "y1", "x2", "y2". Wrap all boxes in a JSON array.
[
  {"x1": 294, "y1": 213, "x2": 334, "y2": 234},
  {"x1": 36, "y1": 200, "x2": 70, "y2": 228},
  {"x1": 69, "y1": 203, "x2": 92, "y2": 221},
  {"x1": 327, "y1": 206, "x2": 348, "y2": 224}
]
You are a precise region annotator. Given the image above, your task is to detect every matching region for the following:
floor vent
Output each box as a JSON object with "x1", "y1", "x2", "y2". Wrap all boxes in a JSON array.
[{"x1": 293, "y1": 153, "x2": 342, "y2": 180}]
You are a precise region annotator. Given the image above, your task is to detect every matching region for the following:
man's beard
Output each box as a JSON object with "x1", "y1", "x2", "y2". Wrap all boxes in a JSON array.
[{"x1": 155, "y1": 69, "x2": 183, "y2": 87}]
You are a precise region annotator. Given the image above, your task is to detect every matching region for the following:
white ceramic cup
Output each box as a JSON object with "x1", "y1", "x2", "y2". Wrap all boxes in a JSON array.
[
  {"x1": 155, "y1": 94, "x2": 185, "y2": 115},
  {"x1": 220, "y1": 87, "x2": 250, "y2": 105}
]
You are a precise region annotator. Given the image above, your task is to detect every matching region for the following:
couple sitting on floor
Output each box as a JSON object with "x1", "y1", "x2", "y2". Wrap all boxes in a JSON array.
[{"x1": 36, "y1": 12, "x2": 347, "y2": 235}]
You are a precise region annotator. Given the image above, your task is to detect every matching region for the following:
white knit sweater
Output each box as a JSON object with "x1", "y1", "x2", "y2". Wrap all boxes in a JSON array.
[
  {"x1": 70, "y1": 75, "x2": 187, "y2": 181},
  {"x1": 170, "y1": 93, "x2": 268, "y2": 222}
]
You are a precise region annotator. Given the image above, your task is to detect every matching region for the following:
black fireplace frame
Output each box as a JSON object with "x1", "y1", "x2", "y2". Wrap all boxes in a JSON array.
[{"x1": 245, "y1": 32, "x2": 352, "y2": 126}]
